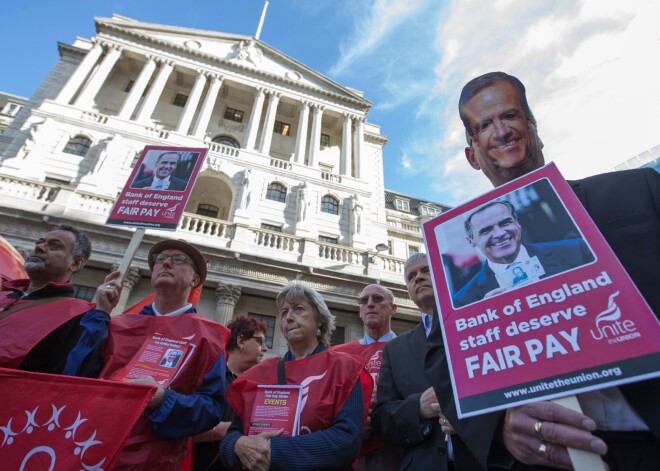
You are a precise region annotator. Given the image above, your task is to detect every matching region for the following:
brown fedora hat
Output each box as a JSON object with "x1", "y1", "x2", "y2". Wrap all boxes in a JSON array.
[{"x1": 148, "y1": 239, "x2": 207, "y2": 286}]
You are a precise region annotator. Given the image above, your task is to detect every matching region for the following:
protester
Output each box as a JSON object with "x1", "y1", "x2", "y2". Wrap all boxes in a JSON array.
[
  {"x1": 426, "y1": 71, "x2": 660, "y2": 471},
  {"x1": 332, "y1": 283, "x2": 402, "y2": 470},
  {"x1": 0, "y1": 224, "x2": 106, "y2": 374},
  {"x1": 194, "y1": 315, "x2": 268, "y2": 471},
  {"x1": 372, "y1": 254, "x2": 460, "y2": 471},
  {"x1": 220, "y1": 283, "x2": 365, "y2": 471},
  {"x1": 64, "y1": 239, "x2": 229, "y2": 470}
]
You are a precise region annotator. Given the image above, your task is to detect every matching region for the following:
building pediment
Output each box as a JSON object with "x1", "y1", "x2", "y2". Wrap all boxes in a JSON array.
[{"x1": 95, "y1": 15, "x2": 370, "y2": 110}]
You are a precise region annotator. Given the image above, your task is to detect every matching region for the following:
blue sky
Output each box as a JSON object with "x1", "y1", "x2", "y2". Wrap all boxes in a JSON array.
[{"x1": 2, "y1": 0, "x2": 658, "y2": 206}]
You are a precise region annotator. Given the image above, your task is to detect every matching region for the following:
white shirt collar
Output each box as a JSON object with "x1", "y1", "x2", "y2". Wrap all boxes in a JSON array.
[{"x1": 151, "y1": 303, "x2": 192, "y2": 317}]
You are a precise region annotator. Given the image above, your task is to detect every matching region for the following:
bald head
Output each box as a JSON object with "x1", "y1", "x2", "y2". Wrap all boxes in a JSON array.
[{"x1": 358, "y1": 284, "x2": 396, "y2": 340}]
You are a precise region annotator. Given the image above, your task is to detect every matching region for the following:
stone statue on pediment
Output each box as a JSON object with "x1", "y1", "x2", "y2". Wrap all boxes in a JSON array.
[{"x1": 230, "y1": 40, "x2": 263, "y2": 67}]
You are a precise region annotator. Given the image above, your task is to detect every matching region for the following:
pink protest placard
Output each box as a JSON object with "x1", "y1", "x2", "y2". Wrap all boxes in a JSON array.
[
  {"x1": 423, "y1": 163, "x2": 660, "y2": 418},
  {"x1": 107, "y1": 146, "x2": 207, "y2": 230}
]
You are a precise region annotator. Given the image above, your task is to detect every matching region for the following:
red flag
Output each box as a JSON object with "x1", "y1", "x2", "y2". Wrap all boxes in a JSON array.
[
  {"x1": 0, "y1": 367, "x2": 154, "y2": 471},
  {"x1": 0, "y1": 236, "x2": 26, "y2": 285}
]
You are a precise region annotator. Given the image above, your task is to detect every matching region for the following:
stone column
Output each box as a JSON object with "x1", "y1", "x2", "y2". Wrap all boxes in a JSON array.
[
  {"x1": 57, "y1": 41, "x2": 105, "y2": 104},
  {"x1": 215, "y1": 282, "x2": 242, "y2": 325},
  {"x1": 193, "y1": 74, "x2": 223, "y2": 138},
  {"x1": 308, "y1": 105, "x2": 325, "y2": 168},
  {"x1": 110, "y1": 266, "x2": 141, "y2": 316},
  {"x1": 354, "y1": 117, "x2": 364, "y2": 179},
  {"x1": 340, "y1": 113, "x2": 353, "y2": 176},
  {"x1": 118, "y1": 55, "x2": 157, "y2": 120},
  {"x1": 245, "y1": 87, "x2": 266, "y2": 150},
  {"x1": 175, "y1": 70, "x2": 207, "y2": 134},
  {"x1": 136, "y1": 59, "x2": 174, "y2": 123},
  {"x1": 294, "y1": 101, "x2": 310, "y2": 165},
  {"x1": 74, "y1": 43, "x2": 123, "y2": 109},
  {"x1": 258, "y1": 91, "x2": 281, "y2": 155}
]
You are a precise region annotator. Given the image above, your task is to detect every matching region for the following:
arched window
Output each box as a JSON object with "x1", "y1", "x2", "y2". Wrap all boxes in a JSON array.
[
  {"x1": 266, "y1": 182, "x2": 287, "y2": 203},
  {"x1": 196, "y1": 203, "x2": 219, "y2": 218},
  {"x1": 63, "y1": 135, "x2": 92, "y2": 156},
  {"x1": 321, "y1": 195, "x2": 339, "y2": 215},
  {"x1": 212, "y1": 135, "x2": 240, "y2": 148}
]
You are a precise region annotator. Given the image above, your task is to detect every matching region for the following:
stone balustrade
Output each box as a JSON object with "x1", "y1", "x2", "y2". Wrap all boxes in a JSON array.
[
  {"x1": 179, "y1": 213, "x2": 229, "y2": 238},
  {"x1": 72, "y1": 192, "x2": 115, "y2": 215},
  {"x1": 208, "y1": 142, "x2": 240, "y2": 158},
  {"x1": 253, "y1": 228, "x2": 299, "y2": 253},
  {"x1": 0, "y1": 176, "x2": 59, "y2": 202},
  {"x1": 270, "y1": 158, "x2": 292, "y2": 171},
  {"x1": 318, "y1": 242, "x2": 364, "y2": 266},
  {"x1": 378, "y1": 254, "x2": 405, "y2": 275},
  {"x1": 81, "y1": 110, "x2": 109, "y2": 124},
  {"x1": 321, "y1": 171, "x2": 342, "y2": 184}
]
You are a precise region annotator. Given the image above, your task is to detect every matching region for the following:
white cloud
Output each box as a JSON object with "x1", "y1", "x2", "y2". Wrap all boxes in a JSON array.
[
  {"x1": 329, "y1": 0, "x2": 430, "y2": 76},
  {"x1": 404, "y1": 0, "x2": 659, "y2": 205}
]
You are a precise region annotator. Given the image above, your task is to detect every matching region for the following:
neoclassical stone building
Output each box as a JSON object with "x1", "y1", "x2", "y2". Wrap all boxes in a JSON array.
[{"x1": 0, "y1": 15, "x2": 448, "y2": 355}]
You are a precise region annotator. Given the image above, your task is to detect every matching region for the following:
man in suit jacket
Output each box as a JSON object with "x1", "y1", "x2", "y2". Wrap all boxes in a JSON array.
[
  {"x1": 425, "y1": 71, "x2": 660, "y2": 471},
  {"x1": 373, "y1": 254, "x2": 483, "y2": 471},
  {"x1": 132, "y1": 151, "x2": 188, "y2": 191},
  {"x1": 453, "y1": 200, "x2": 595, "y2": 307}
]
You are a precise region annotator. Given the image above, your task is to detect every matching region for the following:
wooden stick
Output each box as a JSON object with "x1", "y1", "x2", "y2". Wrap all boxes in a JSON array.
[
  {"x1": 110, "y1": 228, "x2": 146, "y2": 316},
  {"x1": 552, "y1": 395, "x2": 606, "y2": 471}
]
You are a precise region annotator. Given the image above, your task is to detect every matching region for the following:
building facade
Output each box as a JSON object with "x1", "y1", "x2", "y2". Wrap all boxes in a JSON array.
[{"x1": 0, "y1": 15, "x2": 447, "y2": 355}]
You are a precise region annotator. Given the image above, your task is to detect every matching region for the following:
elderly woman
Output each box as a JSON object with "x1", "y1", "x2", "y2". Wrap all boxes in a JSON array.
[
  {"x1": 220, "y1": 284, "x2": 366, "y2": 471},
  {"x1": 194, "y1": 315, "x2": 268, "y2": 470}
]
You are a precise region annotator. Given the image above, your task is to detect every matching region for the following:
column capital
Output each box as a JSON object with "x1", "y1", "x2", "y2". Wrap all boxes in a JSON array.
[
  {"x1": 98, "y1": 40, "x2": 122, "y2": 53},
  {"x1": 267, "y1": 90, "x2": 282, "y2": 99},
  {"x1": 215, "y1": 282, "x2": 242, "y2": 306},
  {"x1": 255, "y1": 86, "x2": 267, "y2": 96},
  {"x1": 145, "y1": 54, "x2": 158, "y2": 63},
  {"x1": 313, "y1": 104, "x2": 326, "y2": 113},
  {"x1": 300, "y1": 100, "x2": 312, "y2": 108},
  {"x1": 157, "y1": 58, "x2": 175, "y2": 68}
]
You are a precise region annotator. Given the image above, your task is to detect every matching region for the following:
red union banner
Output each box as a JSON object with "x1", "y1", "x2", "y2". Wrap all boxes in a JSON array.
[
  {"x1": 423, "y1": 163, "x2": 660, "y2": 418},
  {"x1": 0, "y1": 368, "x2": 153, "y2": 470}
]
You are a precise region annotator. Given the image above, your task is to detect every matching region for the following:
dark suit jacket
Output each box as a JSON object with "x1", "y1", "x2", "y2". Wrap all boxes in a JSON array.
[
  {"x1": 132, "y1": 175, "x2": 188, "y2": 191},
  {"x1": 425, "y1": 168, "x2": 660, "y2": 470},
  {"x1": 453, "y1": 239, "x2": 595, "y2": 307},
  {"x1": 372, "y1": 322, "x2": 452, "y2": 471}
]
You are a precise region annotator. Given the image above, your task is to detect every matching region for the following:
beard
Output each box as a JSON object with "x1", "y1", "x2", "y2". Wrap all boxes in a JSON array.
[{"x1": 24, "y1": 255, "x2": 46, "y2": 273}]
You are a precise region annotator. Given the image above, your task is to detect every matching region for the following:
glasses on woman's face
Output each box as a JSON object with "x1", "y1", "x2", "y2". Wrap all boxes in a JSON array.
[
  {"x1": 252, "y1": 336, "x2": 267, "y2": 347},
  {"x1": 357, "y1": 294, "x2": 387, "y2": 306}
]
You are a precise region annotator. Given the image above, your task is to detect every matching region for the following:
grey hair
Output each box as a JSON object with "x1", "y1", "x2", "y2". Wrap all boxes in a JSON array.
[
  {"x1": 464, "y1": 201, "x2": 517, "y2": 239},
  {"x1": 404, "y1": 253, "x2": 428, "y2": 282},
  {"x1": 276, "y1": 283, "x2": 336, "y2": 346},
  {"x1": 53, "y1": 224, "x2": 92, "y2": 268}
]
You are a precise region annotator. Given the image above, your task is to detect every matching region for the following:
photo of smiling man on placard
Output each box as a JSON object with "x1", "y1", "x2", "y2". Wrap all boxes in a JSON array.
[
  {"x1": 436, "y1": 179, "x2": 596, "y2": 309},
  {"x1": 131, "y1": 150, "x2": 197, "y2": 191}
]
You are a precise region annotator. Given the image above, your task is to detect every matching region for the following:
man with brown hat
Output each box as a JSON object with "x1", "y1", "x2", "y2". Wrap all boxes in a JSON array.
[{"x1": 65, "y1": 239, "x2": 230, "y2": 471}]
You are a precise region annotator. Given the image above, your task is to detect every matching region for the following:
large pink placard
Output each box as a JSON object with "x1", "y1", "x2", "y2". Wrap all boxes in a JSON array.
[
  {"x1": 107, "y1": 146, "x2": 207, "y2": 230},
  {"x1": 423, "y1": 163, "x2": 660, "y2": 417}
]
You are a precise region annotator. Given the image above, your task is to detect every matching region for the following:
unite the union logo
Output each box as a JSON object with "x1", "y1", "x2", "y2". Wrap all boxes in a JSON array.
[{"x1": 589, "y1": 291, "x2": 640, "y2": 344}]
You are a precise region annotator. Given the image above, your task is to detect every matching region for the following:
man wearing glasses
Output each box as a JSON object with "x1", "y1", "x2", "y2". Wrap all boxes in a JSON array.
[
  {"x1": 332, "y1": 284, "x2": 400, "y2": 470},
  {"x1": 65, "y1": 239, "x2": 229, "y2": 470}
]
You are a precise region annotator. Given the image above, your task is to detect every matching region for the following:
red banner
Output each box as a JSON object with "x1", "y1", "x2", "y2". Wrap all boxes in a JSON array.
[{"x1": 0, "y1": 368, "x2": 153, "y2": 470}]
